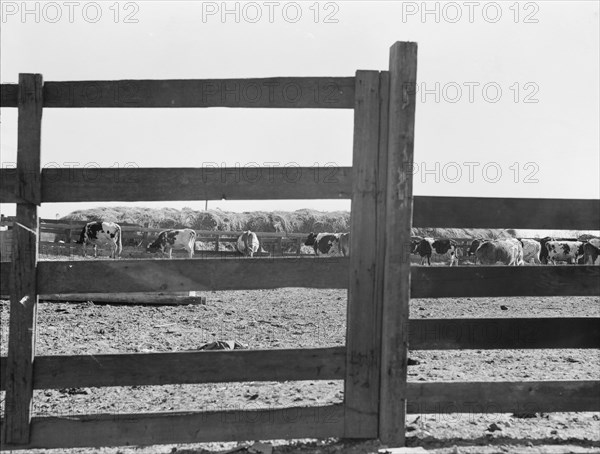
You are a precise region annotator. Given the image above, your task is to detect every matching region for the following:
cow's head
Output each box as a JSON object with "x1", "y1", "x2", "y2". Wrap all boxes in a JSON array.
[{"x1": 305, "y1": 232, "x2": 317, "y2": 246}]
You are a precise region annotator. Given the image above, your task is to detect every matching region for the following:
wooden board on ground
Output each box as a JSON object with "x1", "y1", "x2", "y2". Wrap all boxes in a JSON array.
[{"x1": 37, "y1": 292, "x2": 207, "y2": 305}]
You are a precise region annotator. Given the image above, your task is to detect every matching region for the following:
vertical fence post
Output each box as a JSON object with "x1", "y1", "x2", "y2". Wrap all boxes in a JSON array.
[
  {"x1": 344, "y1": 70, "x2": 387, "y2": 437},
  {"x1": 3, "y1": 73, "x2": 44, "y2": 445},
  {"x1": 379, "y1": 42, "x2": 418, "y2": 445}
]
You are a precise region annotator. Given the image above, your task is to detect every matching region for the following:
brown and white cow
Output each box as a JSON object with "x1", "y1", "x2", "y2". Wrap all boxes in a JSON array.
[
  {"x1": 545, "y1": 241, "x2": 584, "y2": 265},
  {"x1": 338, "y1": 233, "x2": 350, "y2": 257},
  {"x1": 469, "y1": 238, "x2": 524, "y2": 266},
  {"x1": 305, "y1": 232, "x2": 342, "y2": 256},
  {"x1": 518, "y1": 238, "x2": 542, "y2": 264},
  {"x1": 414, "y1": 238, "x2": 458, "y2": 266},
  {"x1": 237, "y1": 231, "x2": 260, "y2": 257},
  {"x1": 583, "y1": 241, "x2": 600, "y2": 265},
  {"x1": 77, "y1": 221, "x2": 122, "y2": 259},
  {"x1": 147, "y1": 229, "x2": 196, "y2": 259}
]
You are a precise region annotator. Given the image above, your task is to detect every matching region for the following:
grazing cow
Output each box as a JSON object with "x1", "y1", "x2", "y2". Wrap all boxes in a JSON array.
[
  {"x1": 583, "y1": 241, "x2": 600, "y2": 265},
  {"x1": 413, "y1": 238, "x2": 458, "y2": 266},
  {"x1": 518, "y1": 238, "x2": 542, "y2": 264},
  {"x1": 76, "y1": 221, "x2": 122, "y2": 259},
  {"x1": 545, "y1": 241, "x2": 584, "y2": 265},
  {"x1": 305, "y1": 232, "x2": 343, "y2": 256},
  {"x1": 147, "y1": 229, "x2": 196, "y2": 259},
  {"x1": 237, "y1": 230, "x2": 260, "y2": 257},
  {"x1": 338, "y1": 233, "x2": 350, "y2": 257},
  {"x1": 471, "y1": 238, "x2": 524, "y2": 266}
]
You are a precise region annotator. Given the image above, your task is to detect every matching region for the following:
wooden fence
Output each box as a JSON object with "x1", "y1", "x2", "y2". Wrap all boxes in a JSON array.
[{"x1": 0, "y1": 42, "x2": 599, "y2": 449}]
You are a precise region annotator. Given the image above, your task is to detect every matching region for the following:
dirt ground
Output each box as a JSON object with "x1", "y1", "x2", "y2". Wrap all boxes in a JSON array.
[{"x1": 1, "y1": 261, "x2": 599, "y2": 453}]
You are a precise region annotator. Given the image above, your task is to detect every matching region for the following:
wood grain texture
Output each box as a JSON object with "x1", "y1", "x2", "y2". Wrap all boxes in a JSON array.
[
  {"x1": 0, "y1": 347, "x2": 345, "y2": 391},
  {"x1": 410, "y1": 265, "x2": 600, "y2": 298},
  {"x1": 2, "y1": 263, "x2": 597, "y2": 298},
  {"x1": 38, "y1": 167, "x2": 350, "y2": 202},
  {"x1": 409, "y1": 318, "x2": 600, "y2": 350},
  {"x1": 407, "y1": 380, "x2": 600, "y2": 414},
  {"x1": 379, "y1": 41, "x2": 418, "y2": 445},
  {"x1": 344, "y1": 71, "x2": 385, "y2": 438},
  {"x1": 0, "y1": 78, "x2": 356, "y2": 109},
  {"x1": 413, "y1": 196, "x2": 600, "y2": 230},
  {"x1": 0, "y1": 405, "x2": 345, "y2": 449},
  {"x1": 3, "y1": 74, "x2": 43, "y2": 445}
]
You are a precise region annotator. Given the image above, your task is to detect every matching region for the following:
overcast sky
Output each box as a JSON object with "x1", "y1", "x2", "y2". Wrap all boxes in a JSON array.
[{"x1": 1, "y1": 1, "x2": 598, "y2": 219}]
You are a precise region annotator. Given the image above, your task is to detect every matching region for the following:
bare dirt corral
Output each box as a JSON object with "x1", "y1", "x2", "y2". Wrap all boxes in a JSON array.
[{"x1": 1, "y1": 276, "x2": 599, "y2": 453}]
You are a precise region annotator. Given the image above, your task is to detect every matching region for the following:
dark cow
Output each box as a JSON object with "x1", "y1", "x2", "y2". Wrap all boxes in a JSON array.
[
  {"x1": 76, "y1": 221, "x2": 122, "y2": 259},
  {"x1": 583, "y1": 240, "x2": 600, "y2": 265},
  {"x1": 237, "y1": 230, "x2": 260, "y2": 257},
  {"x1": 471, "y1": 238, "x2": 524, "y2": 266},
  {"x1": 305, "y1": 232, "x2": 341, "y2": 256},
  {"x1": 147, "y1": 229, "x2": 196, "y2": 259},
  {"x1": 545, "y1": 241, "x2": 584, "y2": 265},
  {"x1": 414, "y1": 238, "x2": 458, "y2": 266}
]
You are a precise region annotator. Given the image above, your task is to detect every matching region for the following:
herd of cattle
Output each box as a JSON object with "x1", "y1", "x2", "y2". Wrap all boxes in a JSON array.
[{"x1": 76, "y1": 221, "x2": 600, "y2": 265}]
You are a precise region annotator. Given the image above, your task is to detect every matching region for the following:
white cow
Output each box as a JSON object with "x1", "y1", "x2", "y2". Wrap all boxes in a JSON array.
[
  {"x1": 237, "y1": 231, "x2": 260, "y2": 257},
  {"x1": 519, "y1": 238, "x2": 541, "y2": 264}
]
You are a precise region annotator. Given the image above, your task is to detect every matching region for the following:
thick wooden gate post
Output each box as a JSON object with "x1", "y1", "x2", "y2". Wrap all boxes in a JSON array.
[
  {"x1": 3, "y1": 74, "x2": 44, "y2": 444},
  {"x1": 379, "y1": 42, "x2": 418, "y2": 445},
  {"x1": 344, "y1": 70, "x2": 389, "y2": 437}
]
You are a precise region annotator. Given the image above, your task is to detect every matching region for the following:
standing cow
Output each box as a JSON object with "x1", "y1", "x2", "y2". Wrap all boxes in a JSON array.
[
  {"x1": 237, "y1": 230, "x2": 260, "y2": 257},
  {"x1": 413, "y1": 238, "x2": 458, "y2": 266},
  {"x1": 76, "y1": 221, "x2": 122, "y2": 259},
  {"x1": 469, "y1": 238, "x2": 524, "y2": 266},
  {"x1": 338, "y1": 233, "x2": 350, "y2": 257},
  {"x1": 583, "y1": 240, "x2": 600, "y2": 265},
  {"x1": 305, "y1": 232, "x2": 342, "y2": 256},
  {"x1": 518, "y1": 238, "x2": 542, "y2": 264},
  {"x1": 147, "y1": 229, "x2": 196, "y2": 259},
  {"x1": 545, "y1": 241, "x2": 584, "y2": 265}
]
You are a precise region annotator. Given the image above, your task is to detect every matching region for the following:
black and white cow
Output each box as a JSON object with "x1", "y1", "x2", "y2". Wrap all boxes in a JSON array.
[
  {"x1": 237, "y1": 230, "x2": 260, "y2": 257},
  {"x1": 76, "y1": 221, "x2": 122, "y2": 259},
  {"x1": 545, "y1": 240, "x2": 584, "y2": 265},
  {"x1": 305, "y1": 232, "x2": 341, "y2": 256},
  {"x1": 147, "y1": 229, "x2": 196, "y2": 259},
  {"x1": 583, "y1": 240, "x2": 600, "y2": 265},
  {"x1": 414, "y1": 238, "x2": 458, "y2": 266}
]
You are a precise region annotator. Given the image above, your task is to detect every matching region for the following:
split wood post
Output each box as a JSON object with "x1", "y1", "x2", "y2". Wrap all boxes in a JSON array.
[
  {"x1": 215, "y1": 235, "x2": 220, "y2": 252},
  {"x1": 344, "y1": 70, "x2": 388, "y2": 437},
  {"x1": 3, "y1": 73, "x2": 44, "y2": 444},
  {"x1": 296, "y1": 237, "x2": 302, "y2": 255},
  {"x1": 379, "y1": 42, "x2": 418, "y2": 445}
]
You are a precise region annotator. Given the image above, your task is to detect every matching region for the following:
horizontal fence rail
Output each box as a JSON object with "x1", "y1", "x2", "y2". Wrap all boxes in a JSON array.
[
  {"x1": 1, "y1": 318, "x2": 597, "y2": 390},
  {"x1": 0, "y1": 78, "x2": 356, "y2": 109},
  {"x1": 0, "y1": 380, "x2": 596, "y2": 449},
  {"x1": 1, "y1": 260, "x2": 598, "y2": 296},
  {"x1": 1, "y1": 170, "x2": 597, "y2": 229}
]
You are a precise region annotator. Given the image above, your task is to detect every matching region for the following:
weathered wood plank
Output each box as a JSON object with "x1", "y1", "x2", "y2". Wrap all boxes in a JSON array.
[
  {"x1": 37, "y1": 292, "x2": 206, "y2": 305},
  {"x1": 0, "y1": 83, "x2": 18, "y2": 107},
  {"x1": 413, "y1": 196, "x2": 600, "y2": 230},
  {"x1": 409, "y1": 318, "x2": 600, "y2": 350},
  {"x1": 3, "y1": 73, "x2": 43, "y2": 445},
  {"x1": 410, "y1": 265, "x2": 600, "y2": 297},
  {"x1": 0, "y1": 405, "x2": 345, "y2": 449},
  {"x1": 34, "y1": 257, "x2": 349, "y2": 294},
  {"x1": 0, "y1": 78, "x2": 355, "y2": 109},
  {"x1": 344, "y1": 71, "x2": 385, "y2": 438},
  {"x1": 0, "y1": 347, "x2": 345, "y2": 391},
  {"x1": 2, "y1": 263, "x2": 598, "y2": 298},
  {"x1": 380, "y1": 41, "x2": 418, "y2": 445},
  {"x1": 407, "y1": 380, "x2": 600, "y2": 414}
]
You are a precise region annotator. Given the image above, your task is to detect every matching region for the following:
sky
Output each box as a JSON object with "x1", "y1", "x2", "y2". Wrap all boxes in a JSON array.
[{"x1": 1, "y1": 1, "x2": 599, "y2": 220}]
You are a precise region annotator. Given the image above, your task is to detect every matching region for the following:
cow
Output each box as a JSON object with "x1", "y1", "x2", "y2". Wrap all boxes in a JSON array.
[
  {"x1": 76, "y1": 221, "x2": 122, "y2": 259},
  {"x1": 545, "y1": 241, "x2": 584, "y2": 265},
  {"x1": 338, "y1": 233, "x2": 350, "y2": 257},
  {"x1": 305, "y1": 232, "x2": 342, "y2": 256},
  {"x1": 583, "y1": 241, "x2": 600, "y2": 265},
  {"x1": 237, "y1": 230, "x2": 260, "y2": 257},
  {"x1": 413, "y1": 238, "x2": 458, "y2": 266},
  {"x1": 470, "y1": 238, "x2": 524, "y2": 266},
  {"x1": 518, "y1": 238, "x2": 541, "y2": 264},
  {"x1": 147, "y1": 229, "x2": 196, "y2": 259}
]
